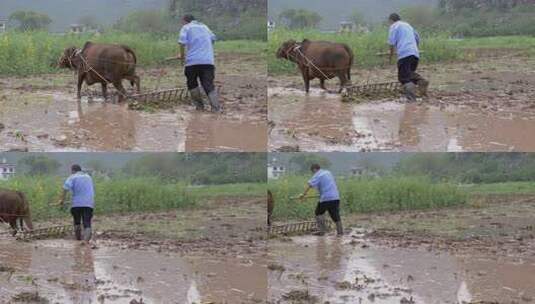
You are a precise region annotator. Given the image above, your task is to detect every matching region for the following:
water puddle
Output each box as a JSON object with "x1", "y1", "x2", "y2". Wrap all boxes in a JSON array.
[
  {"x1": 185, "y1": 112, "x2": 267, "y2": 152},
  {"x1": 269, "y1": 87, "x2": 535, "y2": 152},
  {"x1": 0, "y1": 239, "x2": 267, "y2": 303},
  {"x1": 268, "y1": 230, "x2": 535, "y2": 303}
]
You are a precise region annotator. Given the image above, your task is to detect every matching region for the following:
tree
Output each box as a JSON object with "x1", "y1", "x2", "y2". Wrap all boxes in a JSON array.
[
  {"x1": 18, "y1": 156, "x2": 60, "y2": 175},
  {"x1": 278, "y1": 9, "x2": 322, "y2": 29},
  {"x1": 350, "y1": 9, "x2": 367, "y2": 28},
  {"x1": 85, "y1": 159, "x2": 107, "y2": 174},
  {"x1": 289, "y1": 154, "x2": 331, "y2": 174},
  {"x1": 9, "y1": 11, "x2": 52, "y2": 31},
  {"x1": 78, "y1": 15, "x2": 98, "y2": 30},
  {"x1": 399, "y1": 6, "x2": 438, "y2": 30},
  {"x1": 114, "y1": 10, "x2": 174, "y2": 34}
]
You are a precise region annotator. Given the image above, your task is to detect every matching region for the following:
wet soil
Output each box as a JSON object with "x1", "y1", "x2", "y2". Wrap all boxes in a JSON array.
[
  {"x1": 0, "y1": 52, "x2": 266, "y2": 152},
  {"x1": 269, "y1": 194, "x2": 535, "y2": 303},
  {"x1": 0, "y1": 197, "x2": 267, "y2": 303},
  {"x1": 268, "y1": 53, "x2": 535, "y2": 152}
]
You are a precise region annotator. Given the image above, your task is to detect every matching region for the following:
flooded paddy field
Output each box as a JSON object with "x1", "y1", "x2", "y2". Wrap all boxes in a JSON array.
[
  {"x1": 0, "y1": 53, "x2": 267, "y2": 152},
  {"x1": 268, "y1": 194, "x2": 535, "y2": 303},
  {"x1": 0, "y1": 197, "x2": 267, "y2": 303},
  {"x1": 268, "y1": 52, "x2": 535, "y2": 152}
]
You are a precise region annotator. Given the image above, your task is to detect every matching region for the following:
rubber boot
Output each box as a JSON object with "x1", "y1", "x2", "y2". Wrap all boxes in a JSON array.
[
  {"x1": 189, "y1": 87, "x2": 205, "y2": 111},
  {"x1": 403, "y1": 82, "x2": 417, "y2": 102},
  {"x1": 335, "y1": 221, "x2": 344, "y2": 236},
  {"x1": 207, "y1": 90, "x2": 221, "y2": 113},
  {"x1": 74, "y1": 224, "x2": 82, "y2": 241},
  {"x1": 83, "y1": 227, "x2": 92, "y2": 242},
  {"x1": 417, "y1": 78, "x2": 429, "y2": 97},
  {"x1": 314, "y1": 215, "x2": 326, "y2": 236}
]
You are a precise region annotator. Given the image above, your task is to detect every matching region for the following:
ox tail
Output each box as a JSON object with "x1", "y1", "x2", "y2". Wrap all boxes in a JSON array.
[
  {"x1": 16, "y1": 191, "x2": 33, "y2": 231},
  {"x1": 267, "y1": 190, "x2": 274, "y2": 227},
  {"x1": 343, "y1": 43, "x2": 354, "y2": 81}
]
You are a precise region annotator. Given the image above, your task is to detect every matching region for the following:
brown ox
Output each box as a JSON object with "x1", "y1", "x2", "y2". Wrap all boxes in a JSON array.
[
  {"x1": 58, "y1": 41, "x2": 140, "y2": 102},
  {"x1": 276, "y1": 39, "x2": 354, "y2": 93},
  {"x1": 0, "y1": 189, "x2": 33, "y2": 236}
]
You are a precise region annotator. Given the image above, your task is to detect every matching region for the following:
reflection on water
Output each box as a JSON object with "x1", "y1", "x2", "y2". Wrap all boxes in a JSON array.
[
  {"x1": 269, "y1": 230, "x2": 535, "y2": 303},
  {"x1": 269, "y1": 87, "x2": 535, "y2": 152}
]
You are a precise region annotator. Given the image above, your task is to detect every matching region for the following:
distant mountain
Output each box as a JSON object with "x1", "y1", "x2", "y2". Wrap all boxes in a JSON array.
[
  {"x1": 0, "y1": 0, "x2": 168, "y2": 32},
  {"x1": 268, "y1": 0, "x2": 439, "y2": 30}
]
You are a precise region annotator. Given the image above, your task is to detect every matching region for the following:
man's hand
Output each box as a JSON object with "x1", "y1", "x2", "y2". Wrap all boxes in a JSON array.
[
  {"x1": 57, "y1": 199, "x2": 64, "y2": 207},
  {"x1": 298, "y1": 193, "x2": 306, "y2": 202}
]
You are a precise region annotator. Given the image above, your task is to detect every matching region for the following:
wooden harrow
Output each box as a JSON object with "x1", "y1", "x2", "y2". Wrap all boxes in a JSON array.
[
  {"x1": 269, "y1": 220, "x2": 333, "y2": 236},
  {"x1": 127, "y1": 87, "x2": 191, "y2": 110},
  {"x1": 342, "y1": 81, "x2": 401, "y2": 102},
  {"x1": 17, "y1": 225, "x2": 73, "y2": 241}
]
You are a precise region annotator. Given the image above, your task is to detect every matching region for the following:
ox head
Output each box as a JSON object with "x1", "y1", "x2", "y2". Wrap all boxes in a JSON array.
[
  {"x1": 276, "y1": 39, "x2": 300, "y2": 60},
  {"x1": 57, "y1": 46, "x2": 80, "y2": 70}
]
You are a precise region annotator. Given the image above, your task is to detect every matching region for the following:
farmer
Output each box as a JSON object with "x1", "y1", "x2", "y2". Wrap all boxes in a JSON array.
[
  {"x1": 175, "y1": 14, "x2": 221, "y2": 112},
  {"x1": 299, "y1": 164, "x2": 343, "y2": 236},
  {"x1": 387, "y1": 13, "x2": 429, "y2": 101},
  {"x1": 58, "y1": 164, "x2": 95, "y2": 242}
]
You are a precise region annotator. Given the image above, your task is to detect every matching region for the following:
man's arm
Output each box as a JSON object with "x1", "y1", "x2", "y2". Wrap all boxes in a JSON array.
[
  {"x1": 389, "y1": 45, "x2": 395, "y2": 65},
  {"x1": 177, "y1": 43, "x2": 185, "y2": 60},
  {"x1": 388, "y1": 27, "x2": 396, "y2": 64},
  {"x1": 299, "y1": 184, "x2": 313, "y2": 200},
  {"x1": 58, "y1": 189, "x2": 68, "y2": 206},
  {"x1": 414, "y1": 30, "x2": 420, "y2": 47}
]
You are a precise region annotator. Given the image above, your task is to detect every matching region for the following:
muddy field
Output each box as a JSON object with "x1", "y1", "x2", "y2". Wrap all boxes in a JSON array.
[
  {"x1": 268, "y1": 194, "x2": 535, "y2": 303},
  {"x1": 268, "y1": 50, "x2": 535, "y2": 152},
  {"x1": 0, "y1": 197, "x2": 267, "y2": 303},
  {"x1": 0, "y1": 53, "x2": 267, "y2": 152}
]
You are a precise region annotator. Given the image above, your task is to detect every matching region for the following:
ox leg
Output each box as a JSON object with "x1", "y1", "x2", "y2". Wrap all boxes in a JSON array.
[
  {"x1": 302, "y1": 72, "x2": 310, "y2": 93},
  {"x1": 337, "y1": 72, "x2": 348, "y2": 93},
  {"x1": 133, "y1": 75, "x2": 141, "y2": 93},
  {"x1": 77, "y1": 73, "x2": 86, "y2": 100},
  {"x1": 101, "y1": 82, "x2": 108, "y2": 101},
  {"x1": 320, "y1": 78, "x2": 327, "y2": 91},
  {"x1": 9, "y1": 219, "x2": 17, "y2": 237},
  {"x1": 112, "y1": 81, "x2": 127, "y2": 103}
]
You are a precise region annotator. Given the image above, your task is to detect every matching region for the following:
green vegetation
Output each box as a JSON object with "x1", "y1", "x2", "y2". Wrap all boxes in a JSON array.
[
  {"x1": 8, "y1": 10, "x2": 52, "y2": 31},
  {"x1": 268, "y1": 28, "x2": 462, "y2": 74},
  {"x1": 0, "y1": 175, "x2": 265, "y2": 221},
  {"x1": 0, "y1": 31, "x2": 266, "y2": 76},
  {"x1": 463, "y1": 181, "x2": 535, "y2": 195},
  {"x1": 278, "y1": 9, "x2": 322, "y2": 29},
  {"x1": 269, "y1": 175, "x2": 467, "y2": 220}
]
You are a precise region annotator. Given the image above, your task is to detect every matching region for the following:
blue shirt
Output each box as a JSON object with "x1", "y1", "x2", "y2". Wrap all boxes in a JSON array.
[
  {"x1": 308, "y1": 169, "x2": 340, "y2": 203},
  {"x1": 63, "y1": 172, "x2": 95, "y2": 208},
  {"x1": 388, "y1": 21, "x2": 420, "y2": 60},
  {"x1": 178, "y1": 21, "x2": 216, "y2": 67}
]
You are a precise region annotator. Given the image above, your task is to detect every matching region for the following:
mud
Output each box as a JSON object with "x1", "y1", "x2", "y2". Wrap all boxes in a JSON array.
[
  {"x1": 0, "y1": 53, "x2": 266, "y2": 152},
  {"x1": 269, "y1": 53, "x2": 535, "y2": 152},
  {"x1": 0, "y1": 239, "x2": 266, "y2": 304},
  {"x1": 268, "y1": 229, "x2": 535, "y2": 304},
  {"x1": 0, "y1": 197, "x2": 268, "y2": 303}
]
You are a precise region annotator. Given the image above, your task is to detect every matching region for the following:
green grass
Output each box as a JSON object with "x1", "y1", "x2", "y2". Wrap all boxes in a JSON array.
[
  {"x1": 462, "y1": 181, "x2": 535, "y2": 195},
  {"x1": 268, "y1": 175, "x2": 468, "y2": 221},
  {"x1": 0, "y1": 176, "x2": 265, "y2": 221},
  {"x1": 187, "y1": 182, "x2": 267, "y2": 199},
  {"x1": 0, "y1": 31, "x2": 266, "y2": 76},
  {"x1": 268, "y1": 29, "x2": 535, "y2": 75}
]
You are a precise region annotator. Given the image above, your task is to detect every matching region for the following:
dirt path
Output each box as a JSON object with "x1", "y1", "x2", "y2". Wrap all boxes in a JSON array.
[
  {"x1": 0, "y1": 197, "x2": 267, "y2": 303},
  {"x1": 0, "y1": 53, "x2": 266, "y2": 152},
  {"x1": 269, "y1": 52, "x2": 535, "y2": 152},
  {"x1": 268, "y1": 195, "x2": 535, "y2": 303}
]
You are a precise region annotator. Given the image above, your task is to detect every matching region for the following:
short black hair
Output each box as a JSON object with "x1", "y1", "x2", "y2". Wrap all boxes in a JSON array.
[
  {"x1": 71, "y1": 164, "x2": 82, "y2": 172},
  {"x1": 310, "y1": 164, "x2": 321, "y2": 171},
  {"x1": 183, "y1": 14, "x2": 196, "y2": 23},
  {"x1": 389, "y1": 13, "x2": 401, "y2": 22}
]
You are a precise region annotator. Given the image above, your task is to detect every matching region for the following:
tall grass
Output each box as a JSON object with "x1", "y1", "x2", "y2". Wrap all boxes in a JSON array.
[
  {"x1": 0, "y1": 31, "x2": 266, "y2": 76},
  {"x1": 268, "y1": 175, "x2": 468, "y2": 221},
  {"x1": 0, "y1": 175, "x2": 193, "y2": 220}
]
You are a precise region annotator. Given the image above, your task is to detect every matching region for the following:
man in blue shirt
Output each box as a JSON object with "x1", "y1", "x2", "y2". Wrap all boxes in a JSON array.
[
  {"x1": 175, "y1": 14, "x2": 221, "y2": 112},
  {"x1": 59, "y1": 164, "x2": 95, "y2": 241},
  {"x1": 299, "y1": 164, "x2": 343, "y2": 236},
  {"x1": 388, "y1": 13, "x2": 429, "y2": 102}
]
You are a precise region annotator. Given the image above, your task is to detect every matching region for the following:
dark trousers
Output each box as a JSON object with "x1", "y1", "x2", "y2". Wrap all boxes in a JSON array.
[
  {"x1": 315, "y1": 200, "x2": 341, "y2": 222},
  {"x1": 397, "y1": 55, "x2": 422, "y2": 85},
  {"x1": 71, "y1": 207, "x2": 93, "y2": 229},
  {"x1": 184, "y1": 64, "x2": 215, "y2": 93}
]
